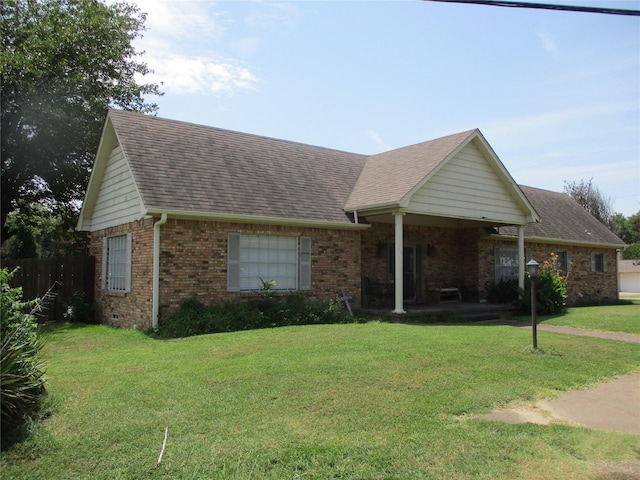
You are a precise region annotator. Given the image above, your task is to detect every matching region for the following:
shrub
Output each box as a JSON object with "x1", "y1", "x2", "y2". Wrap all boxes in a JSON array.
[
  {"x1": 157, "y1": 293, "x2": 357, "y2": 338},
  {"x1": 485, "y1": 279, "x2": 521, "y2": 304},
  {"x1": 519, "y1": 252, "x2": 568, "y2": 316},
  {"x1": 0, "y1": 268, "x2": 47, "y2": 447},
  {"x1": 63, "y1": 290, "x2": 95, "y2": 324}
]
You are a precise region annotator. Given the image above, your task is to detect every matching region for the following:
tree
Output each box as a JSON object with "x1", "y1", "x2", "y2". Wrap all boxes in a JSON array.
[
  {"x1": 610, "y1": 211, "x2": 640, "y2": 259},
  {"x1": 611, "y1": 212, "x2": 638, "y2": 245},
  {"x1": 563, "y1": 178, "x2": 614, "y2": 227},
  {"x1": 1, "y1": 0, "x2": 161, "y2": 242},
  {"x1": 3, "y1": 201, "x2": 88, "y2": 258}
]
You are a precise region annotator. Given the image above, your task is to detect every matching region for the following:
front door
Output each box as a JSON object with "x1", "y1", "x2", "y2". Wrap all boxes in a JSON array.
[{"x1": 389, "y1": 245, "x2": 417, "y2": 302}]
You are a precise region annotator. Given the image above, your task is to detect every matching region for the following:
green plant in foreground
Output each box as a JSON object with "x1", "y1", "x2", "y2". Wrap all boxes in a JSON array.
[
  {"x1": 158, "y1": 293, "x2": 357, "y2": 338},
  {"x1": 520, "y1": 252, "x2": 568, "y2": 316},
  {"x1": 0, "y1": 268, "x2": 47, "y2": 447}
]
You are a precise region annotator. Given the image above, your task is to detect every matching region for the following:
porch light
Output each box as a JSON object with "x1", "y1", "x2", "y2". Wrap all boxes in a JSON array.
[{"x1": 526, "y1": 259, "x2": 539, "y2": 279}]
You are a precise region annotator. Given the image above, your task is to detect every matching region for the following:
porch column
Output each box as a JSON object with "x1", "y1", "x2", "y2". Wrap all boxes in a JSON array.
[
  {"x1": 393, "y1": 212, "x2": 406, "y2": 314},
  {"x1": 518, "y1": 225, "x2": 525, "y2": 291}
]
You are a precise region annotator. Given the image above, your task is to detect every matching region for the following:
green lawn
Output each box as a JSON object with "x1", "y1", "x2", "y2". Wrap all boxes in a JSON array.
[
  {"x1": 514, "y1": 302, "x2": 640, "y2": 335},
  {"x1": 1, "y1": 314, "x2": 639, "y2": 479}
]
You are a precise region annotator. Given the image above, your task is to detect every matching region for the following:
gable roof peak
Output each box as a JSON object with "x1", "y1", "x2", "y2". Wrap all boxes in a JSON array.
[{"x1": 345, "y1": 128, "x2": 487, "y2": 211}]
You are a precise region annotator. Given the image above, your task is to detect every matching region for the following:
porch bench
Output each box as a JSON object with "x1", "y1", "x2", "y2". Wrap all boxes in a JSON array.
[{"x1": 427, "y1": 287, "x2": 462, "y2": 304}]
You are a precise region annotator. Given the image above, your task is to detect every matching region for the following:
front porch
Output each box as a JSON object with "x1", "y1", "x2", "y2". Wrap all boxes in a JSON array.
[
  {"x1": 345, "y1": 129, "x2": 539, "y2": 315},
  {"x1": 361, "y1": 301, "x2": 517, "y2": 322}
]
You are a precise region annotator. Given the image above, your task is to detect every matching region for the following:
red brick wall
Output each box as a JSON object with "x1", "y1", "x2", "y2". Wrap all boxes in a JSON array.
[
  {"x1": 479, "y1": 238, "x2": 620, "y2": 303},
  {"x1": 90, "y1": 218, "x2": 154, "y2": 329},
  {"x1": 92, "y1": 219, "x2": 362, "y2": 329},
  {"x1": 157, "y1": 220, "x2": 361, "y2": 324},
  {"x1": 360, "y1": 223, "x2": 482, "y2": 303}
]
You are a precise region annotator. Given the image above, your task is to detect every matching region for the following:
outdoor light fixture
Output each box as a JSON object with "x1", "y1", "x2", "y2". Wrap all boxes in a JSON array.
[
  {"x1": 527, "y1": 259, "x2": 540, "y2": 349},
  {"x1": 527, "y1": 259, "x2": 539, "y2": 279}
]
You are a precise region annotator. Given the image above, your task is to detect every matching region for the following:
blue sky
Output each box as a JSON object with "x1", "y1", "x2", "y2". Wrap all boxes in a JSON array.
[{"x1": 128, "y1": 0, "x2": 639, "y2": 216}]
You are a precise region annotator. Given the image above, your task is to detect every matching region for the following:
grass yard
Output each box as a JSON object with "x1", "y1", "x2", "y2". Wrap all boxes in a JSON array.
[
  {"x1": 513, "y1": 302, "x2": 640, "y2": 336},
  {"x1": 1, "y1": 311, "x2": 639, "y2": 479}
]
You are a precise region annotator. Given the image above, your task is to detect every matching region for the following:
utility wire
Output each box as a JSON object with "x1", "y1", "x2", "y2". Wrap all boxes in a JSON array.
[{"x1": 423, "y1": 0, "x2": 640, "y2": 16}]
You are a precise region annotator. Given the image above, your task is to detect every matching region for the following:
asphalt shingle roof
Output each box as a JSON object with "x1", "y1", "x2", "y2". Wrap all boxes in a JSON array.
[
  {"x1": 108, "y1": 109, "x2": 367, "y2": 225},
  {"x1": 101, "y1": 110, "x2": 624, "y2": 247},
  {"x1": 345, "y1": 130, "x2": 477, "y2": 209},
  {"x1": 500, "y1": 186, "x2": 625, "y2": 247}
]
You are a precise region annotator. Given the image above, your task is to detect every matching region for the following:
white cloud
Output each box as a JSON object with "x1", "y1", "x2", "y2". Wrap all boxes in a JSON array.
[
  {"x1": 144, "y1": 55, "x2": 258, "y2": 95},
  {"x1": 484, "y1": 102, "x2": 637, "y2": 148},
  {"x1": 366, "y1": 130, "x2": 392, "y2": 152},
  {"x1": 536, "y1": 30, "x2": 558, "y2": 55},
  {"x1": 245, "y1": 2, "x2": 299, "y2": 28},
  {"x1": 133, "y1": 0, "x2": 221, "y2": 40},
  {"x1": 230, "y1": 37, "x2": 262, "y2": 57},
  {"x1": 128, "y1": 0, "x2": 259, "y2": 95}
]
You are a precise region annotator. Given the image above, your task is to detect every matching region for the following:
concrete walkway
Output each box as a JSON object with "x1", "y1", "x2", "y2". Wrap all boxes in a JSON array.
[
  {"x1": 519, "y1": 322, "x2": 640, "y2": 344},
  {"x1": 476, "y1": 323, "x2": 640, "y2": 434}
]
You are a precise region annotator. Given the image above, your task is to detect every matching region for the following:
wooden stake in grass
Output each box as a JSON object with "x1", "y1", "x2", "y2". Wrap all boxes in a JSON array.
[{"x1": 157, "y1": 427, "x2": 168, "y2": 466}]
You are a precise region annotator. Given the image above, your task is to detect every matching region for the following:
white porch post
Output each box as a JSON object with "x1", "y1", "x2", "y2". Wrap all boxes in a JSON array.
[
  {"x1": 393, "y1": 212, "x2": 406, "y2": 314},
  {"x1": 518, "y1": 225, "x2": 525, "y2": 291}
]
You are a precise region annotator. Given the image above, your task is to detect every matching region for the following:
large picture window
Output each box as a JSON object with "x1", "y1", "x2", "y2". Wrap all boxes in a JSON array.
[
  {"x1": 227, "y1": 233, "x2": 311, "y2": 292},
  {"x1": 102, "y1": 233, "x2": 132, "y2": 292}
]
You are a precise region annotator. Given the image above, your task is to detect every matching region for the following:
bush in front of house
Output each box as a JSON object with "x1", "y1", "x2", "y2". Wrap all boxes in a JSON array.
[
  {"x1": 485, "y1": 279, "x2": 521, "y2": 304},
  {"x1": 157, "y1": 293, "x2": 357, "y2": 338},
  {"x1": 519, "y1": 253, "x2": 568, "y2": 316},
  {"x1": 63, "y1": 290, "x2": 96, "y2": 324},
  {"x1": 0, "y1": 268, "x2": 47, "y2": 447}
]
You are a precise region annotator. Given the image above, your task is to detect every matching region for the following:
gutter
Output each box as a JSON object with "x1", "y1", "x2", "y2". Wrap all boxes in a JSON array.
[
  {"x1": 152, "y1": 213, "x2": 168, "y2": 331},
  {"x1": 486, "y1": 233, "x2": 625, "y2": 250},
  {"x1": 145, "y1": 208, "x2": 370, "y2": 230}
]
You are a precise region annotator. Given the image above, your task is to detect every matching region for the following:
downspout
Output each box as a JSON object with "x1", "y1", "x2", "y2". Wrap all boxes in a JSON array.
[{"x1": 152, "y1": 213, "x2": 168, "y2": 331}]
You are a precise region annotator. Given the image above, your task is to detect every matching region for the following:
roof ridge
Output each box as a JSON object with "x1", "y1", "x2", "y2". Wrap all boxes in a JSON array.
[{"x1": 108, "y1": 108, "x2": 367, "y2": 157}]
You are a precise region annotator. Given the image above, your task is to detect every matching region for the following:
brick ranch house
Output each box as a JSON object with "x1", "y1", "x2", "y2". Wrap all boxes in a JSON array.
[{"x1": 76, "y1": 110, "x2": 625, "y2": 330}]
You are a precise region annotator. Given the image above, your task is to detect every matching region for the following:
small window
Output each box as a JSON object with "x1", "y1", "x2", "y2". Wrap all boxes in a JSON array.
[
  {"x1": 102, "y1": 234, "x2": 132, "y2": 292},
  {"x1": 591, "y1": 253, "x2": 607, "y2": 273},
  {"x1": 556, "y1": 251, "x2": 571, "y2": 274}
]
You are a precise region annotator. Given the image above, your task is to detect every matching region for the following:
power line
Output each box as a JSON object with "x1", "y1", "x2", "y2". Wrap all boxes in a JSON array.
[{"x1": 423, "y1": 0, "x2": 640, "y2": 16}]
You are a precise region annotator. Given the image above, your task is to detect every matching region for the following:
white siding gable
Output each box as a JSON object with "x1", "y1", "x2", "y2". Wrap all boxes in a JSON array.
[
  {"x1": 406, "y1": 141, "x2": 528, "y2": 224},
  {"x1": 89, "y1": 146, "x2": 145, "y2": 231}
]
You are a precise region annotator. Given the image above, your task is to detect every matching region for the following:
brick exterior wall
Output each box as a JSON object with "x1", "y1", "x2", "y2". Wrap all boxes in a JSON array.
[
  {"x1": 90, "y1": 218, "x2": 155, "y2": 329},
  {"x1": 479, "y1": 238, "x2": 620, "y2": 304},
  {"x1": 91, "y1": 218, "x2": 361, "y2": 330},
  {"x1": 360, "y1": 223, "x2": 483, "y2": 304},
  {"x1": 157, "y1": 220, "x2": 361, "y2": 323},
  {"x1": 90, "y1": 216, "x2": 620, "y2": 330}
]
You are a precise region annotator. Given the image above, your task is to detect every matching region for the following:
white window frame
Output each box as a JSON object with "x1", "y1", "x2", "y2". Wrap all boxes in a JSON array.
[
  {"x1": 227, "y1": 233, "x2": 311, "y2": 292},
  {"x1": 101, "y1": 233, "x2": 132, "y2": 293}
]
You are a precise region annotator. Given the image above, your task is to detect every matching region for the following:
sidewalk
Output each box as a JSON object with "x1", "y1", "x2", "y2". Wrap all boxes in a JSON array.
[
  {"x1": 522, "y1": 322, "x2": 640, "y2": 344},
  {"x1": 476, "y1": 322, "x2": 640, "y2": 434}
]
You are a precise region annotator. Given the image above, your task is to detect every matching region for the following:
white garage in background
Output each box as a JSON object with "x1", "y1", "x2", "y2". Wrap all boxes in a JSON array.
[{"x1": 619, "y1": 260, "x2": 640, "y2": 293}]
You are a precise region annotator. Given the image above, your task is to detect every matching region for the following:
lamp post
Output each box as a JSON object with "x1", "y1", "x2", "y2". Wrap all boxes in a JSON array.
[{"x1": 527, "y1": 259, "x2": 540, "y2": 350}]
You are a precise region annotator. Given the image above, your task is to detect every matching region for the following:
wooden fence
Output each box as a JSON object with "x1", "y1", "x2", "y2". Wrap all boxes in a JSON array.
[{"x1": 2, "y1": 257, "x2": 95, "y2": 323}]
